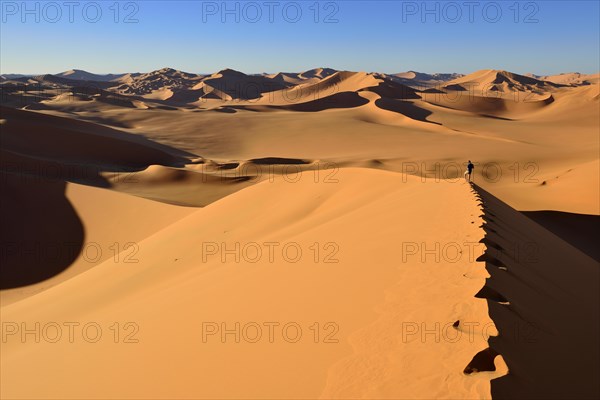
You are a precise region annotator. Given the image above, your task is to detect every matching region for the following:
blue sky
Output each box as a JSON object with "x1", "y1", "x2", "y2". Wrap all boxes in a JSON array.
[{"x1": 1, "y1": 1, "x2": 598, "y2": 75}]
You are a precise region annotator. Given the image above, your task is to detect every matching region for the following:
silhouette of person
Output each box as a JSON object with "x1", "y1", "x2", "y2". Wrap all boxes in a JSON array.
[{"x1": 464, "y1": 160, "x2": 474, "y2": 182}]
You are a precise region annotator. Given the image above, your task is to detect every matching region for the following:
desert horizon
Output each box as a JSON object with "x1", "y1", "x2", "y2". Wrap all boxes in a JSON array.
[{"x1": 1, "y1": 1, "x2": 599, "y2": 399}]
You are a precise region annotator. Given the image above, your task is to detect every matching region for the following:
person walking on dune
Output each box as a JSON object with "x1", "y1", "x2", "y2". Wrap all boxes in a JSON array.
[{"x1": 464, "y1": 160, "x2": 474, "y2": 182}]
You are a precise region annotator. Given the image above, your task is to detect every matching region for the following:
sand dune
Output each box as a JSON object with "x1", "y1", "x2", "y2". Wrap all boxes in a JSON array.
[
  {"x1": 20, "y1": 71, "x2": 598, "y2": 214},
  {"x1": 55, "y1": 69, "x2": 126, "y2": 82},
  {"x1": 444, "y1": 69, "x2": 560, "y2": 94},
  {"x1": 247, "y1": 70, "x2": 379, "y2": 106},
  {"x1": 244, "y1": 71, "x2": 419, "y2": 112},
  {"x1": 29, "y1": 74, "x2": 114, "y2": 90},
  {"x1": 0, "y1": 106, "x2": 188, "y2": 170},
  {"x1": 298, "y1": 67, "x2": 338, "y2": 80},
  {"x1": 6, "y1": 65, "x2": 590, "y2": 213},
  {"x1": 388, "y1": 71, "x2": 464, "y2": 88},
  {"x1": 264, "y1": 72, "x2": 309, "y2": 85},
  {"x1": 107, "y1": 163, "x2": 254, "y2": 206},
  {"x1": 1, "y1": 66, "x2": 598, "y2": 399},
  {"x1": 0, "y1": 169, "x2": 506, "y2": 399},
  {"x1": 422, "y1": 90, "x2": 554, "y2": 118},
  {"x1": 112, "y1": 67, "x2": 204, "y2": 97},
  {"x1": 193, "y1": 69, "x2": 290, "y2": 101},
  {"x1": 537, "y1": 72, "x2": 600, "y2": 85}
]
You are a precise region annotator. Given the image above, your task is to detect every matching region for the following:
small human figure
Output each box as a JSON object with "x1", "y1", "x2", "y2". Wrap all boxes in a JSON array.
[{"x1": 464, "y1": 160, "x2": 474, "y2": 182}]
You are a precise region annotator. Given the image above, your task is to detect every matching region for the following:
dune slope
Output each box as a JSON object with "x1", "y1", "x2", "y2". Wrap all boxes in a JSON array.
[
  {"x1": 1, "y1": 169, "x2": 503, "y2": 399},
  {"x1": 473, "y1": 184, "x2": 599, "y2": 399}
]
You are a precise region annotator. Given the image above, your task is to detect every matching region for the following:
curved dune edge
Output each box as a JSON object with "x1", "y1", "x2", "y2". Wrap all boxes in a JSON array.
[
  {"x1": 1, "y1": 168, "x2": 505, "y2": 399},
  {"x1": 472, "y1": 184, "x2": 599, "y2": 399},
  {"x1": 0, "y1": 181, "x2": 196, "y2": 306}
]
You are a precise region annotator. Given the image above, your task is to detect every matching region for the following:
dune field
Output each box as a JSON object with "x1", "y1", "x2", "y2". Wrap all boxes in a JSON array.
[{"x1": 1, "y1": 67, "x2": 598, "y2": 399}]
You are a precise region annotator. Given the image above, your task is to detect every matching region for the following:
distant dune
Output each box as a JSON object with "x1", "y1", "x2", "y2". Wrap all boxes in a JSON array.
[
  {"x1": 388, "y1": 70, "x2": 464, "y2": 88},
  {"x1": 2, "y1": 67, "x2": 597, "y2": 213},
  {"x1": 55, "y1": 69, "x2": 127, "y2": 82},
  {"x1": 533, "y1": 72, "x2": 600, "y2": 86},
  {"x1": 443, "y1": 69, "x2": 560, "y2": 93}
]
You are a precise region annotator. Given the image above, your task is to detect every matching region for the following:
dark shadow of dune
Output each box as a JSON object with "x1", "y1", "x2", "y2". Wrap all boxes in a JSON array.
[
  {"x1": 374, "y1": 98, "x2": 442, "y2": 125},
  {"x1": 444, "y1": 84, "x2": 468, "y2": 91},
  {"x1": 36, "y1": 75, "x2": 114, "y2": 90},
  {"x1": 0, "y1": 85, "x2": 59, "y2": 109},
  {"x1": 422, "y1": 93, "x2": 553, "y2": 118},
  {"x1": 470, "y1": 184, "x2": 599, "y2": 399},
  {"x1": 522, "y1": 211, "x2": 600, "y2": 262},
  {"x1": 0, "y1": 106, "x2": 194, "y2": 169},
  {"x1": 0, "y1": 107, "x2": 195, "y2": 175},
  {"x1": 248, "y1": 157, "x2": 310, "y2": 165},
  {"x1": 212, "y1": 107, "x2": 237, "y2": 113},
  {"x1": 420, "y1": 88, "x2": 445, "y2": 94},
  {"x1": 478, "y1": 114, "x2": 514, "y2": 121},
  {"x1": 0, "y1": 148, "x2": 111, "y2": 188},
  {"x1": 66, "y1": 113, "x2": 137, "y2": 129},
  {"x1": 271, "y1": 92, "x2": 369, "y2": 112},
  {"x1": 216, "y1": 162, "x2": 240, "y2": 170},
  {"x1": 154, "y1": 105, "x2": 179, "y2": 111},
  {"x1": 1, "y1": 172, "x2": 85, "y2": 289},
  {"x1": 364, "y1": 81, "x2": 421, "y2": 100}
]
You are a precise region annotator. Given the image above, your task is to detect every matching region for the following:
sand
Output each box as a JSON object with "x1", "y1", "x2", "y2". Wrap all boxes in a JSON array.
[
  {"x1": 1, "y1": 170, "x2": 508, "y2": 399},
  {"x1": 1, "y1": 67, "x2": 598, "y2": 399}
]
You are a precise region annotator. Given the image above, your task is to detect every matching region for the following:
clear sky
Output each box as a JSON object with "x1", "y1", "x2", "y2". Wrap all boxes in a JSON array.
[{"x1": 1, "y1": 0, "x2": 598, "y2": 75}]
